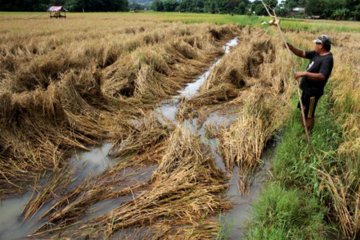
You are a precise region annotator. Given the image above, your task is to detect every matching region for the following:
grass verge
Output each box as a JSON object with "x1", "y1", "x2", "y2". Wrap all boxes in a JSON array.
[
  {"x1": 148, "y1": 12, "x2": 360, "y2": 33},
  {"x1": 246, "y1": 87, "x2": 353, "y2": 239}
]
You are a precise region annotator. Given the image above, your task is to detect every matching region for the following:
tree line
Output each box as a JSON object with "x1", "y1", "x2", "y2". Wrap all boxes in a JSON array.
[
  {"x1": 0, "y1": 0, "x2": 129, "y2": 12},
  {"x1": 279, "y1": 0, "x2": 360, "y2": 20},
  {"x1": 151, "y1": 0, "x2": 360, "y2": 20},
  {"x1": 0, "y1": 0, "x2": 359, "y2": 20},
  {"x1": 151, "y1": 0, "x2": 251, "y2": 14}
]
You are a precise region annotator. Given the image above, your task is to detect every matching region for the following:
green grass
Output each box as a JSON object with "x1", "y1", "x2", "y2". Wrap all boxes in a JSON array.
[
  {"x1": 246, "y1": 88, "x2": 344, "y2": 240},
  {"x1": 216, "y1": 213, "x2": 236, "y2": 240},
  {"x1": 152, "y1": 12, "x2": 360, "y2": 33},
  {"x1": 247, "y1": 184, "x2": 325, "y2": 240},
  {"x1": 272, "y1": 92, "x2": 342, "y2": 195},
  {"x1": 1, "y1": 11, "x2": 359, "y2": 33}
]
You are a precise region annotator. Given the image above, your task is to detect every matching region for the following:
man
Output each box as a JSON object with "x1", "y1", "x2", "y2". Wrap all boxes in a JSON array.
[{"x1": 286, "y1": 35, "x2": 334, "y2": 131}]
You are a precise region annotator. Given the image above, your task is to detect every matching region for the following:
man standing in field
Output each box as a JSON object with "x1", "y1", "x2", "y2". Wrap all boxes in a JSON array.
[{"x1": 286, "y1": 35, "x2": 334, "y2": 131}]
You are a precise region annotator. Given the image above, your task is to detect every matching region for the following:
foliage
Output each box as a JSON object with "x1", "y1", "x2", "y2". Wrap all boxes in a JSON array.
[
  {"x1": 151, "y1": 0, "x2": 250, "y2": 14},
  {"x1": 151, "y1": 0, "x2": 179, "y2": 12},
  {"x1": 249, "y1": 82, "x2": 359, "y2": 239},
  {"x1": 2, "y1": 0, "x2": 360, "y2": 20},
  {"x1": 296, "y1": 0, "x2": 360, "y2": 20},
  {"x1": 247, "y1": 184, "x2": 325, "y2": 240},
  {"x1": 149, "y1": 0, "x2": 360, "y2": 20},
  {"x1": 249, "y1": 0, "x2": 277, "y2": 15}
]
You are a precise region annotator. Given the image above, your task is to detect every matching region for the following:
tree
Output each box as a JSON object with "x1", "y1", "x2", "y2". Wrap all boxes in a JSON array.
[
  {"x1": 284, "y1": 0, "x2": 306, "y2": 9},
  {"x1": 250, "y1": 0, "x2": 277, "y2": 16},
  {"x1": 163, "y1": 0, "x2": 179, "y2": 12},
  {"x1": 203, "y1": 0, "x2": 249, "y2": 14},
  {"x1": 152, "y1": 0, "x2": 164, "y2": 11},
  {"x1": 353, "y1": 5, "x2": 360, "y2": 20},
  {"x1": 306, "y1": 0, "x2": 345, "y2": 19},
  {"x1": 237, "y1": 1, "x2": 249, "y2": 14},
  {"x1": 179, "y1": 0, "x2": 205, "y2": 13},
  {"x1": 204, "y1": 0, "x2": 218, "y2": 13},
  {"x1": 332, "y1": 8, "x2": 349, "y2": 20}
]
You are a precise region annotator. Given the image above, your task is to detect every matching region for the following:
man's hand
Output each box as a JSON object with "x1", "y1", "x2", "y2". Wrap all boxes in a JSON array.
[
  {"x1": 294, "y1": 72, "x2": 306, "y2": 79},
  {"x1": 268, "y1": 17, "x2": 280, "y2": 26},
  {"x1": 295, "y1": 72, "x2": 325, "y2": 81}
]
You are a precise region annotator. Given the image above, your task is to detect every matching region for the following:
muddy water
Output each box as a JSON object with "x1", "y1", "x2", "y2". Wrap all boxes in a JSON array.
[
  {"x1": 199, "y1": 112, "x2": 238, "y2": 171},
  {"x1": 179, "y1": 38, "x2": 239, "y2": 99},
  {"x1": 69, "y1": 143, "x2": 114, "y2": 187},
  {"x1": 0, "y1": 193, "x2": 33, "y2": 240},
  {"x1": 0, "y1": 144, "x2": 115, "y2": 239},
  {"x1": 156, "y1": 36, "x2": 273, "y2": 239},
  {"x1": 224, "y1": 146, "x2": 274, "y2": 239},
  {"x1": 0, "y1": 141, "x2": 156, "y2": 239},
  {"x1": 0, "y1": 37, "x2": 263, "y2": 239},
  {"x1": 156, "y1": 37, "x2": 239, "y2": 124},
  {"x1": 156, "y1": 38, "x2": 239, "y2": 171},
  {"x1": 71, "y1": 143, "x2": 114, "y2": 175},
  {"x1": 81, "y1": 164, "x2": 155, "y2": 222}
]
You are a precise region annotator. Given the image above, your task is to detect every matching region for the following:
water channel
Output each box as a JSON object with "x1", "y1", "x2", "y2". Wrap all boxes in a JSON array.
[{"x1": 0, "y1": 37, "x2": 272, "y2": 239}]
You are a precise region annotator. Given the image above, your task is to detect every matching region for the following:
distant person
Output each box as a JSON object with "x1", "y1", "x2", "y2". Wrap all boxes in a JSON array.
[{"x1": 286, "y1": 35, "x2": 334, "y2": 131}]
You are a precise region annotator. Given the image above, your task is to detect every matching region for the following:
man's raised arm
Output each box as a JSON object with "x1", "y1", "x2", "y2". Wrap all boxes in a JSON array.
[{"x1": 286, "y1": 42, "x2": 306, "y2": 58}]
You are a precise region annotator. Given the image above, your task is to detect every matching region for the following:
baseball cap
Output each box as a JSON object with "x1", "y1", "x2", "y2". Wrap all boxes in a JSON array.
[{"x1": 313, "y1": 35, "x2": 332, "y2": 46}]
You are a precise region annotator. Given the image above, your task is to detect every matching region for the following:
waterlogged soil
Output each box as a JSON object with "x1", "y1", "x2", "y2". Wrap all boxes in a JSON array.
[
  {"x1": 68, "y1": 143, "x2": 114, "y2": 188},
  {"x1": 224, "y1": 145, "x2": 275, "y2": 239},
  {"x1": 0, "y1": 143, "x2": 156, "y2": 239},
  {"x1": 0, "y1": 37, "x2": 272, "y2": 239},
  {"x1": 0, "y1": 144, "x2": 115, "y2": 239},
  {"x1": 156, "y1": 37, "x2": 275, "y2": 239},
  {"x1": 0, "y1": 193, "x2": 34, "y2": 240}
]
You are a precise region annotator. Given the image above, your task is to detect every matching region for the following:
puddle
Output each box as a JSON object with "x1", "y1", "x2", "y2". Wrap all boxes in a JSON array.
[
  {"x1": 198, "y1": 111, "x2": 237, "y2": 138},
  {"x1": 178, "y1": 67, "x2": 213, "y2": 99},
  {"x1": 69, "y1": 143, "x2": 114, "y2": 185},
  {"x1": 205, "y1": 138, "x2": 226, "y2": 171},
  {"x1": 198, "y1": 112, "x2": 238, "y2": 171},
  {"x1": 224, "y1": 38, "x2": 239, "y2": 54},
  {"x1": 178, "y1": 38, "x2": 239, "y2": 99},
  {"x1": 80, "y1": 164, "x2": 156, "y2": 223},
  {"x1": 156, "y1": 37, "x2": 239, "y2": 122},
  {"x1": 156, "y1": 38, "x2": 240, "y2": 172},
  {"x1": 82, "y1": 196, "x2": 133, "y2": 222},
  {"x1": 72, "y1": 143, "x2": 113, "y2": 174},
  {"x1": 0, "y1": 193, "x2": 42, "y2": 240},
  {"x1": 222, "y1": 145, "x2": 275, "y2": 239},
  {"x1": 156, "y1": 101, "x2": 179, "y2": 123},
  {"x1": 0, "y1": 143, "x2": 116, "y2": 239}
]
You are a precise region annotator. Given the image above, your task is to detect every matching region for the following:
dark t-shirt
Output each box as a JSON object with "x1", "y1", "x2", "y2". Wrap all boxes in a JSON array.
[{"x1": 300, "y1": 51, "x2": 334, "y2": 96}]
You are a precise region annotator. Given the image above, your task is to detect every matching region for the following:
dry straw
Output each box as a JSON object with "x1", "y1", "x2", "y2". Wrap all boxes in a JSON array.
[
  {"x1": 177, "y1": 27, "x2": 294, "y2": 194},
  {"x1": 0, "y1": 20, "x2": 240, "y2": 200},
  {"x1": 33, "y1": 126, "x2": 230, "y2": 239},
  {"x1": 1, "y1": 17, "x2": 244, "y2": 239}
]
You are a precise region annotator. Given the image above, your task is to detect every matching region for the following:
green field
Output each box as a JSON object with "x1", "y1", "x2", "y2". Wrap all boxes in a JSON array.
[{"x1": 1, "y1": 11, "x2": 360, "y2": 33}]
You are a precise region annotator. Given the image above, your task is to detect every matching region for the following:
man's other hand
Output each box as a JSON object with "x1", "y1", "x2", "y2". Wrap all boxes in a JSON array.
[{"x1": 294, "y1": 72, "x2": 306, "y2": 79}]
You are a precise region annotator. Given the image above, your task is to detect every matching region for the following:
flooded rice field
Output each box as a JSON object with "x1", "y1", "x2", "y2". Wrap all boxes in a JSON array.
[{"x1": 0, "y1": 18, "x2": 294, "y2": 239}]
